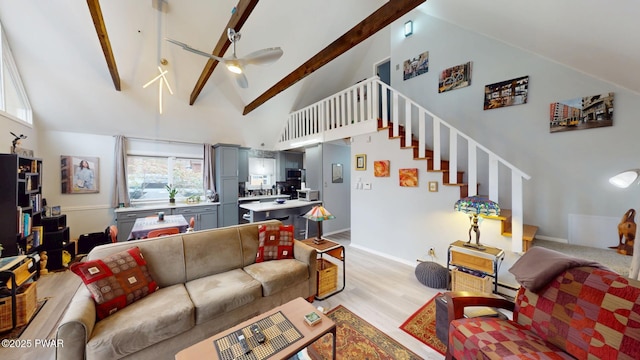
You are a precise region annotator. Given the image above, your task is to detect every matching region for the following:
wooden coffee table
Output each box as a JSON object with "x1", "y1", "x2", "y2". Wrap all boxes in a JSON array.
[{"x1": 175, "y1": 297, "x2": 336, "y2": 360}]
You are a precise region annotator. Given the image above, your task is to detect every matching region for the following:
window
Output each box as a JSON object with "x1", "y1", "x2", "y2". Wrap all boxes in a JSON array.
[
  {"x1": 126, "y1": 139, "x2": 203, "y2": 203},
  {"x1": 0, "y1": 23, "x2": 32, "y2": 125}
]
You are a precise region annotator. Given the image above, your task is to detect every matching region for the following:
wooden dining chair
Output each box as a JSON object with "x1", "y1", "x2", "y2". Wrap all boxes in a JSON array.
[
  {"x1": 147, "y1": 227, "x2": 180, "y2": 238},
  {"x1": 108, "y1": 225, "x2": 118, "y2": 243}
]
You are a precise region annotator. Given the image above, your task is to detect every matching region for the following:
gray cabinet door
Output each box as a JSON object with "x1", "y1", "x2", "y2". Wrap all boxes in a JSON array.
[
  {"x1": 238, "y1": 148, "x2": 249, "y2": 182},
  {"x1": 197, "y1": 208, "x2": 218, "y2": 230}
]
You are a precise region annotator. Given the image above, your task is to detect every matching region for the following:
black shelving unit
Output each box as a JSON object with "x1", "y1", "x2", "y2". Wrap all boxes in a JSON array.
[{"x1": 0, "y1": 154, "x2": 43, "y2": 257}]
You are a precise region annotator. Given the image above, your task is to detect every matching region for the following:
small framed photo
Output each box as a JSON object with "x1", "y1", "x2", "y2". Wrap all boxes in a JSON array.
[
  {"x1": 428, "y1": 181, "x2": 438, "y2": 192},
  {"x1": 304, "y1": 311, "x2": 322, "y2": 326},
  {"x1": 51, "y1": 205, "x2": 61, "y2": 216},
  {"x1": 355, "y1": 154, "x2": 366, "y2": 171}
]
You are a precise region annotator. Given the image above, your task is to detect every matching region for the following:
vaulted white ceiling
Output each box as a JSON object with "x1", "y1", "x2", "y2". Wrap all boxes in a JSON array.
[{"x1": 0, "y1": 0, "x2": 636, "y2": 148}]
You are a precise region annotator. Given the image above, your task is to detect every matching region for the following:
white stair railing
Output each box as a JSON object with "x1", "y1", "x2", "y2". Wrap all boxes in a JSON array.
[{"x1": 277, "y1": 76, "x2": 531, "y2": 252}]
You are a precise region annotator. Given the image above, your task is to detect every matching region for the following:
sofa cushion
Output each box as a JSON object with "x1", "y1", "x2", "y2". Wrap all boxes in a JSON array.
[
  {"x1": 87, "y1": 284, "x2": 194, "y2": 360},
  {"x1": 89, "y1": 235, "x2": 187, "y2": 288},
  {"x1": 183, "y1": 227, "x2": 244, "y2": 281},
  {"x1": 70, "y1": 247, "x2": 159, "y2": 320},
  {"x1": 449, "y1": 317, "x2": 574, "y2": 360},
  {"x1": 184, "y1": 269, "x2": 262, "y2": 325},
  {"x1": 256, "y1": 224, "x2": 294, "y2": 262},
  {"x1": 243, "y1": 259, "x2": 308, "y2": 296}
]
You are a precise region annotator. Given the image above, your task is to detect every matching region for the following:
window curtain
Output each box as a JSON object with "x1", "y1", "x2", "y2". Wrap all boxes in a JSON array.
[
  {"x1": 203, "y1": 143, "x2": 216, "y2": 195},
  {"x1": 112, "y1": 135, "x2": 130, "y2": 208}
]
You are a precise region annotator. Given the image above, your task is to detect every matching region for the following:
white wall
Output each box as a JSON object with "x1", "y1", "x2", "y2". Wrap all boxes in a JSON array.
[
  {"x1": 383, "y1": 12, "x2": 640, "y2": 246},
  {"x1": 38, "y1": 131, "x2": 116, "y2": 240},
  {"x1": 349, "y1": 11, "x2": 640, "y2": 287}
]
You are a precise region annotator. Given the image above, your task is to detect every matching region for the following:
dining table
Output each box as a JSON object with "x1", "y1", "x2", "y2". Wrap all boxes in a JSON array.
[{"x1": 127, "y1": 214, "x2": 189, "y2": 240}]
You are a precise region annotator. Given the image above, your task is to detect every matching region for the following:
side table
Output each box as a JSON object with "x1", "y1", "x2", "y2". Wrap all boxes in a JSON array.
[
  {"x1": 0, "y1": 255, "x2": 38, "y2": 331},
  {"x1": 447, "y1": 240, "x2": 504, "y2": 294},
  {"x1": 301, "y1": 239, "x2": 345, "y2": 300}
]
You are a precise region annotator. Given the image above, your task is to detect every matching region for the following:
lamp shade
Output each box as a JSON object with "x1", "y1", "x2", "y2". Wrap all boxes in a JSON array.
[
  {"x1": 454, "y1": 196, "x2": 500, "y2": 217},
  {"x1": 609, "y1": 170, "x2": 640, "y2": 189},
  {"x1": 303, "y1": 206, "x2": 335, "y2": 222}
]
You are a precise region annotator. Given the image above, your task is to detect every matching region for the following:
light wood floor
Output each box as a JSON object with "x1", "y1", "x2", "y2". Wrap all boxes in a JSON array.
[{"x1": 3, "y1": 231, "x2": 445, "y2": 360}]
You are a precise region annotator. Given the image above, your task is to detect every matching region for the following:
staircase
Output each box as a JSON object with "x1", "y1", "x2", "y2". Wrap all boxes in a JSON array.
[{"x1": 276, "y1": 76, "x2": 537, "y2": 252}]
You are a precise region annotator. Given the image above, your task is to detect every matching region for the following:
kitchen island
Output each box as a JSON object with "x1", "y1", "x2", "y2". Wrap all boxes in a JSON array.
[{"x1": 239, "y1": 199, "x2": 322, "y2": 238}]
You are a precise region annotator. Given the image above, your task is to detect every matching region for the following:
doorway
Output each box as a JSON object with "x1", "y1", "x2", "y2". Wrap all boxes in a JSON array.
[{"x1": 375, "y1": 58, "x2": 391, "y2": 121}]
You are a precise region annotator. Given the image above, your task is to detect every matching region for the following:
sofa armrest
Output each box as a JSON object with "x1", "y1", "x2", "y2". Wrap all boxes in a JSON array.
[
  {"x1": 444, "y1": 291, "x2": 515, "y2": 322},
  {"x1": 55, "y1": 286, "x2": 96, "y2": 360},
  {"x1": 294, "y1": 240, "x2": 317, "y2": 297}
]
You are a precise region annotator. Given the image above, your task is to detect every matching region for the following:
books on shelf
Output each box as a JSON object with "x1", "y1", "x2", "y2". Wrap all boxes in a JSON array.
[{"x1": 17, "y1": 207, "x2": 32, "y2": 237}]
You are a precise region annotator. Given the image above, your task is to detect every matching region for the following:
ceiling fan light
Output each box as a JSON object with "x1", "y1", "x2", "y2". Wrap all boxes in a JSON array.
[{"x1": 226, "y1": 63, "x2": 243, "y2": 74}]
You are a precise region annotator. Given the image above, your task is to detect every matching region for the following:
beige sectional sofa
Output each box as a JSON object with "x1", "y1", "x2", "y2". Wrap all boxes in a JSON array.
[{"x1": 55, "y1": 220, "x2": 317, "y2": 360}]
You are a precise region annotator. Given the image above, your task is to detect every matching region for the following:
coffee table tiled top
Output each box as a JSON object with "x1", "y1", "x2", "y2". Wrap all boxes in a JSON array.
[{"x1": 175, "y1": 297, "x2": 336, "y2": 360}]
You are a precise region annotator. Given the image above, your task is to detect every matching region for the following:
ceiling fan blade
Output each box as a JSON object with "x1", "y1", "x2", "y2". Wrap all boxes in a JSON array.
[
  {"x1": 242, "y1": 47, "x2": 283, "y2": 66},
  {"x1": 165, "y1": 38, "x2": 227, "y2": 62},
  {"x1": 232, "y1": 71, "x2": 249, "y2": 88}
]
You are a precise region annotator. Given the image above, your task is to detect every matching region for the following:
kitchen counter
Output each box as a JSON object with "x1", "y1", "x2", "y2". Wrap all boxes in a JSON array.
[
  {"x1": 239, "y1": 200, "x2": 322, "y2": 238},
  {"x1": 114, "y1": 201, "x2": 220, "y2": 213},
  {"x1": 239, "y1": 199, "x2": 321, "y2": 212},
  {"x1": 238, "y1": 194, "x2": 290, "y2": 202}
]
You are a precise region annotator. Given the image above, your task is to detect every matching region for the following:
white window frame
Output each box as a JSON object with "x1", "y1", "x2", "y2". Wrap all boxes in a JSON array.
[{"x1": 0, "y1": 23, "x2": 33, "y2": 125}]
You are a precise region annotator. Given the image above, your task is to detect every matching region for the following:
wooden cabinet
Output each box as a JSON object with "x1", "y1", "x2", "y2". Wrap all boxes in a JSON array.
[
  {"x1": 0, "y1": 154, "x2": 43, "y2": 256},
  {"x1": 214, "y1": 144, "x2": 239, "y2": 227}
]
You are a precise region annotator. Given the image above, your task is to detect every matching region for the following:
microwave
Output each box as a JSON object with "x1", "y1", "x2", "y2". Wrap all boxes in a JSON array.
[
  {"x1": 297, "y1": 190, "x2": 319, "y2": 201},
  {"x1": 286, "y1": 168, "x2": 305, "y2": 180}
]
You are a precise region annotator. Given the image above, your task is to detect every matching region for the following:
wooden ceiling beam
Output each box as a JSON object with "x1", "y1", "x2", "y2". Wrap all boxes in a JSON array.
[
  {"x1": 189, "y1": 0, "x2": 260, "y2": 105},
  {"x1": 86, "y1": 0, "x2": 121, "y2": 91},
  {"x1": 243, "y1": 0, "x2": 426, "y2": 115}
]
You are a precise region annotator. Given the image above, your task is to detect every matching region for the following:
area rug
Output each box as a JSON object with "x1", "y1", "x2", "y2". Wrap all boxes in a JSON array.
[
  {"x1": 1, "y1": 298, "x2": 48, "y2": 340},
  {"x1": 399, "y1": 293, "x2": 447, "y2": 355},
  {"x1": 307, "y1": 305, "x2": 422, "y2": 360}
]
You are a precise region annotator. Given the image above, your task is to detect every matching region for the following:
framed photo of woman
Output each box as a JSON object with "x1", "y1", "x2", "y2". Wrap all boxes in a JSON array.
[{"x1": 61, "y1": 155, "x2": 99, "y2": 194}]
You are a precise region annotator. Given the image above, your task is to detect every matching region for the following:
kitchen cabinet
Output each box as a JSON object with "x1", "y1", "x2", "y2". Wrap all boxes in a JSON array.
[
  {"x1": 115, "y1": 203, "x2": 219, "y2": 241},
  {"x1": 238, "y1": 147, "x2": 249, "y2": 183},
  {"x1": 173, "y1": 205, "x2": 218, "y2": 231},
  {"x1": 214, "y1": 144, "x2": 239, "y2": 227}
]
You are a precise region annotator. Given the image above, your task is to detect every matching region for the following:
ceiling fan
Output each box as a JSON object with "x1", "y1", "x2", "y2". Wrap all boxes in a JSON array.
[{"x1": 166, "y1": 28, "x2": 283, "y2": 88}]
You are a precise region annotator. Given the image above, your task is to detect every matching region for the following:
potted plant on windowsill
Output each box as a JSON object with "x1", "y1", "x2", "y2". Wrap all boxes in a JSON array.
[{"x1": 166, "y1": 184, "x2": 178, "y2": 204}]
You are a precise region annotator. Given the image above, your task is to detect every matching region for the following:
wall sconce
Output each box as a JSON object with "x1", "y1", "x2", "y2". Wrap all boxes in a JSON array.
[
  {"x1": 609, "y1": 169, "x2": 640, "y2": 188},
  {"x1": 404, "y1": 20, "x2": 413, "y2": 37}
]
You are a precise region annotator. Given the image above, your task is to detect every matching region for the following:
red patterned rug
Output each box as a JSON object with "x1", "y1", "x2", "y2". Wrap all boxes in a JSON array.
[
  {"x1": 399, "y1": 293, "x2": 447, "y2": 355},
  {"x1": 307, "y1": 305, "x2": 422, "y2": 359}
]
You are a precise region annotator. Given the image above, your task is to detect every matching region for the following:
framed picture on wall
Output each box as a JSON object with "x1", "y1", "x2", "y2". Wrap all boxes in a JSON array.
[
  {"x1": 332, "y1": 163, "x2": 343, "y2": 183},
  {"x1": 355, "y1": 154, "x2": 366, "y2": 171},
  {"x1": 61, "y1": 155, "x2": 99, "y2": 194}
]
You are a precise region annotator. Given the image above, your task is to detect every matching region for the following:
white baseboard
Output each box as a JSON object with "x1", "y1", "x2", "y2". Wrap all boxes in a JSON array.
[
  {"x1": 535, "y1": 235, "x2": 568, "y2": 243},
  {"x1": 349, "y1": 243, "x2": 417, "y2": 268}
]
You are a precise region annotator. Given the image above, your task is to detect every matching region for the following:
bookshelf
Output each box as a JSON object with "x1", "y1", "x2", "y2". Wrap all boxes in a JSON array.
[{"x1": 0, "y1": 154, "x2": 43, "y2": 256}]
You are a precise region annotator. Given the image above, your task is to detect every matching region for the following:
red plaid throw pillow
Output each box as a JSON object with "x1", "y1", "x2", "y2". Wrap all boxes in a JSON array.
[
  {"x1": 256, "y1": 224, "x2": 295, "y2": 262},
  {"x1": 70, "y1": 247, "x2": 159, "y2": 320}
]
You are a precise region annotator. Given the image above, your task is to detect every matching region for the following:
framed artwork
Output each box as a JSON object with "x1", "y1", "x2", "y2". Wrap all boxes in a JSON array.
[
  {"x1": 61, "y1": 155, "x2": 99, "y2": 194},
  {"x1": 51, "y1": 205, "x2": 61, "y2": 216},
  {"x1": 374, "y1": 160, "x2": 390, "y2": 177},
  {"x1": 428, "y1": 181, "x2": 438, "y2": 192},
  {"x1": 549, "y1": 92, "x2": 614, "y2": 133},
  {"x1": 332, "y1": 163, "x2": 343, "y2": 183},
  {"x1": 355, "y1": 154, "x2": 366, "y2": 171},
  {"x1": 403, "y1": 51, "x2": 429, "y2": 81},
  {"x1": 484, "y1": 75, "x2": 529, "y2": 110},
  {"x1": 399, "y1": 168, "x2": 418, "y2": 187},
  {"x1": 438, "y1": 61, "x2": 472, "y2": 93}
]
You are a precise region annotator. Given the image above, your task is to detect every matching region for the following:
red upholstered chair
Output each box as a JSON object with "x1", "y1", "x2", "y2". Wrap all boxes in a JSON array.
[{"x1": 146, "y1": 227, "x2": 180, "y2": 238}]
